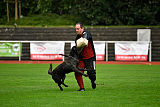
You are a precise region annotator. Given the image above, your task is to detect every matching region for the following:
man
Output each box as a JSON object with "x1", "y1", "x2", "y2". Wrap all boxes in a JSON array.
[{"x1": 75, "y1": 22, "x2": 96, "y2": 91}]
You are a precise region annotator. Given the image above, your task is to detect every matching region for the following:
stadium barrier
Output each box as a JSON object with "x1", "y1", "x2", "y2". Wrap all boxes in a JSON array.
[{"x1": 0, "y1": 41, "x2": 152, "y2": 62}]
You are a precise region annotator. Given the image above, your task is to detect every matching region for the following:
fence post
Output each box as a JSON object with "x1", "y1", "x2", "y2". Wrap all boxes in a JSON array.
[
  {"x1": 149, "y1": 42, "x2": 152, "y2": 62},
  {"x1": 105, "y1": 42, "x2": 108, "y2": 61},
  {"x1": 19, "y1": 41, "x2": 21, "y2": 61}
]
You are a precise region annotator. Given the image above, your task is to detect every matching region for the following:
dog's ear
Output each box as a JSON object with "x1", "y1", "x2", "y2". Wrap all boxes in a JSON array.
[
  {"x1": 70, "y1": 46, "x2": 79, "y2": 58},
  {"x1": 70, "y1": 46, "x2": 76, "y2": 56},
  {"x1": 48, "y1": 64, "x2": 53, "y2": 75}
]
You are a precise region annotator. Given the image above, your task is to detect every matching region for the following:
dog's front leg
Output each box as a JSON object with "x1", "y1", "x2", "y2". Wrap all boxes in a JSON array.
[
  {"x1": 62, "y1": 83, "x2": 68, "y2": 87},
  {"x1": 73, "y1": 65, "x2": 88, "y2": 77},
  {"x1": 77, "y1": 66, "x2": 89, "y2": 71}
]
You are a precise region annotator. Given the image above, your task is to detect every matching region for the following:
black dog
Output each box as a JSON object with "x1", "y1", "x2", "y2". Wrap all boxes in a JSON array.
[{"x1": 48, "y1": 46, "x2": 88, "y2": 91}]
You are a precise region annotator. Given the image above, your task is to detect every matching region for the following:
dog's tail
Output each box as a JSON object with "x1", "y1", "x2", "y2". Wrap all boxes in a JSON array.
[
  {"x1": 48, "y1": 64, "x2": 52, "y2": 75},
  {"x1": 59, "y1": 54, "x2": 70, "y2": 57}
]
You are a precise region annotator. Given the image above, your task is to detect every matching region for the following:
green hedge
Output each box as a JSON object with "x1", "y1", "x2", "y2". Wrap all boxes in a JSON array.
[{"x1": 0, "y1": 0, "x2": 160, "y2": 25}]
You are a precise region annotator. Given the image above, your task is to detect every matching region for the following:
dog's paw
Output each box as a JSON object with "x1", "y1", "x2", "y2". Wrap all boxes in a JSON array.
[
  {"x1": 63, "y1": 84, "x2": 68, "y2": 87},
  {"x1": 65, "y1": 85, "x2": 68, "y2": 87},
  {"x1": 84, "y1": 69, "x2": 89, "y2": 71},
  {"x1": 84, "y1": 74, "x2": 89, "y2": 77}
]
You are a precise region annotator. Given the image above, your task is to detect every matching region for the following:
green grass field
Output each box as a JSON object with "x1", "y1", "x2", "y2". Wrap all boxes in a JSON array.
[{"x1": 0, "y1": 64, "x2": 160, "y2": 107}]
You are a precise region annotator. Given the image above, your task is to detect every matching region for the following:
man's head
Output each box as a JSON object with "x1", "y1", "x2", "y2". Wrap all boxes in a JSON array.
[{"x1": 75, "y1": 22, "x2": 84, "y2": 35}]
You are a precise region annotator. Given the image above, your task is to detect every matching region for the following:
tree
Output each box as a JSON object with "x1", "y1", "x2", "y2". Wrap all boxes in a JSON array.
[{"x1": 0, "y1": 0, "x2": 160, "y2": 25}]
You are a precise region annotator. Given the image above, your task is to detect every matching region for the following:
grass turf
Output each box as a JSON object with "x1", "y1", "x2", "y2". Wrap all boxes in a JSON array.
[{"x1": 0, "y1": 64, "x2": 160, "y2": 107}]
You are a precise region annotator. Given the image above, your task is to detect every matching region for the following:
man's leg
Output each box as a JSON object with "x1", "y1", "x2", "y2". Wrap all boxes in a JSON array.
[
  {"x1": 75, "y1": 60, "x2": 85, "y2": 90},
  {"x1": 84, "y1": 58, "x2": 96, "y2": 89}
]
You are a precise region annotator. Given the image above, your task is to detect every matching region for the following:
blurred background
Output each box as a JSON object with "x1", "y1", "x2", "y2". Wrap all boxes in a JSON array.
[
  {"x1": 0, "y1": 0, "x2": 160, "y2": 26},
  {"x1": 0, "y1": 0, "x2": 160, "y2": 62}
]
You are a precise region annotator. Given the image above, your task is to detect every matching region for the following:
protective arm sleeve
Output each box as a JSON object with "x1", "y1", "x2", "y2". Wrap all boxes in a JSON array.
[
  {"x1": 76, "y1": 37, "x2": 88, "y2": 48},
  {"x1": 76, "y1": 31, "x2": 89, "y2": 48}
]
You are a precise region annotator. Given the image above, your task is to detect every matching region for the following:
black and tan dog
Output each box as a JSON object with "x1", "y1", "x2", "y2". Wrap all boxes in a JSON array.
[{"x1": 48, "y1": 46, "x2": 88, "y2": 91}]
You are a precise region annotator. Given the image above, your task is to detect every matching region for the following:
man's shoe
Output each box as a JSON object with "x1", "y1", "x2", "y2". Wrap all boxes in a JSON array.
[
  {"x1": 91, "y1": 81, "x2": 96, "y2": 89},
  {"x1": 77, "y1": 88, "x2": 85, "y2": 91}
]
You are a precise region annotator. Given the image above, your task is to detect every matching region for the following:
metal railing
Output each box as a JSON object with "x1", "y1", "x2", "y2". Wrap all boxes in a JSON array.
[{"x1": 0, "y1": 41, "x2": 152, "y2": 62}]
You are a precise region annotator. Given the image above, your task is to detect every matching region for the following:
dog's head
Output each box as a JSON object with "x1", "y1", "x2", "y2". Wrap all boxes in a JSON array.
[{"x1": 69, "y1": 46, "x2": 79, "y2": 58}]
